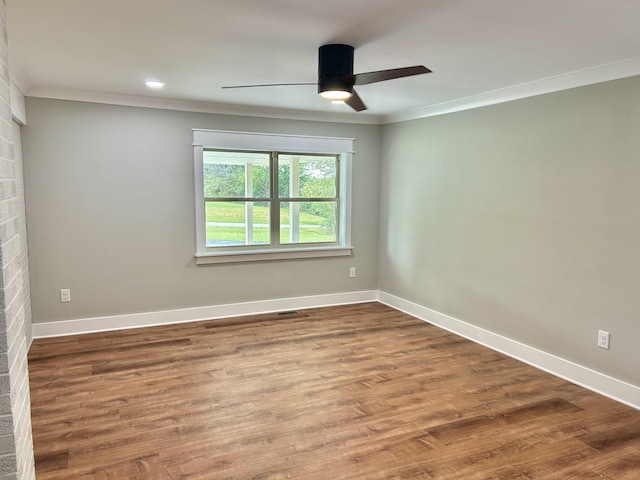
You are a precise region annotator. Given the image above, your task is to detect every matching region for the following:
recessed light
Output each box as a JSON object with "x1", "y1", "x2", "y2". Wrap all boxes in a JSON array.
[{"x1": 145, "y1": 80, "x2": 164, "y2": 89}]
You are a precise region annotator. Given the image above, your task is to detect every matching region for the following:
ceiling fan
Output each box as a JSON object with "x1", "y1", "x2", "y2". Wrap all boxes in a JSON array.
[{"x1": 222, "y1": 44, "x2": 432, "y2": 112}]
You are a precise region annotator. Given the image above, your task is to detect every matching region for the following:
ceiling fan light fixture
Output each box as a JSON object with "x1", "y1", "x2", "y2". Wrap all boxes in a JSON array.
[
  {"x1": 320, "y1": 89, "x2": 352, "y2": 100},
  {"x1": 318, "y1": 44, "x2": 355, "y2": 103},
  {"x1": 222, "y1": 42, "x2": 430, "y2": 113}
]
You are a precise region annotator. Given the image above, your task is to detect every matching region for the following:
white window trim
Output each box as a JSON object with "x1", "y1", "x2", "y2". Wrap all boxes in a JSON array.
[{"x1": 193, "y1": 129, "x2": 354, "y2": 264}]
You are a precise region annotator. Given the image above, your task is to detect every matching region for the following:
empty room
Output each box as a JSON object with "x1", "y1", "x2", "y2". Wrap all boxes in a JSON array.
[{"x1": 2, "y1": 1, "x2": 640, "y2": 478}]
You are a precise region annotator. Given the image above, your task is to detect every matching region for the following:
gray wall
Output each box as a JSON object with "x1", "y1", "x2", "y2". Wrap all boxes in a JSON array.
[
  {"x1": 22, "y1": 98, "x2": 381, "y2": 323},
  {"x1": 379, "y1": 75, "x2": 640, "y2": 386}
]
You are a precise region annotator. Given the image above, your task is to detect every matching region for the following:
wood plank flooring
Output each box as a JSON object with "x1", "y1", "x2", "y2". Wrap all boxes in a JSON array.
[{"x1": 28, "y1": 303, "x2": 640, "y2": 479}]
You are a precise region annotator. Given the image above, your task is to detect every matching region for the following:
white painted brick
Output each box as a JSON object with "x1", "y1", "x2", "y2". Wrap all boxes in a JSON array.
[
  {"x1": 0, "y1": 163, "x2": 13, "y2": 181},
  {"x1": 0, "y1": 218, "x2": 16, "y2": 245},
  {"x1": 0, "y1": 198, "x2": 14, "y2": 219},
  {"x1": 0, "y1": 454, "x2": 17, "y2": 475},
  {"x1": 0, "y1": 136, "x2": 11, "y2": 161},
  {"x1": 0, "y1": 85, "x2": 9, "y2": 108},
  {"x1": 0, "y1": 101, "x2": 9, "y2": 127},
  {"x1": 0, "y1": 118, "x2": 11, "y2": 143},
  {"x1": 6, "y1": 346, "x2": 26, "y2": 387},
  {"x1": 0, "y1": 7, "x2": 35, "y2": 478},
  {"x1": 1, "y1": 278, "x2": 17, "y2": 308},
  {"x1": 0, "y1": 415, "x2": 12, "y2": 436},
  {"x1": 0, "y1": 180, "x2": 14, "y2": 202},
  {"x1": 0, "y1": 377, "x2": 8, "y2": 402},
  {"x1": 1, "y1": 258, "x2": 19, "y2": 292},
  {"x1": 0, "y1": 435, "x2": 14, "y2": 455},
  {"x1": 1, "y1": 236, "x2": 20, "y2": 268},
  {"x1": 5, "y1": 330, "x2": 23, "y2": 373},
  {"x1": 0, "y1": 61, "x2": 8, "y2": 88}
]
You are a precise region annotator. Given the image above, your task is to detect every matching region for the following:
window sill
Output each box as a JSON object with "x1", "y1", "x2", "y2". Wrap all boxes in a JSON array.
[{"x1": 195, "y1": 246, "x2": 354, "y2": 265}]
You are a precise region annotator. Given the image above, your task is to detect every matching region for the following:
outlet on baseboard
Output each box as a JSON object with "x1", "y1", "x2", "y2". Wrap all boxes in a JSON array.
[{"x1": 597, "y1": 330, "x2": 610, "y2": 349}]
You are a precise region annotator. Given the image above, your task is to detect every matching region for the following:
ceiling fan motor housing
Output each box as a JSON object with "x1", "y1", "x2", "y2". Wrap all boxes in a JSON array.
[{"x1": 318, "y1": 44, "x2": 355, "y2": 96}]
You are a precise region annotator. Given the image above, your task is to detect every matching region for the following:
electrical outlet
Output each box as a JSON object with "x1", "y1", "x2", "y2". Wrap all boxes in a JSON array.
[
  {"x1": 60, "y1": 288, "x2": 71, "y2": 303},
  {"x1": 349, "y1": 267, "x2": 356, "y2": 278},
  {"x1": 597, "y1": 330, "x2": 610, "y2": 349}
]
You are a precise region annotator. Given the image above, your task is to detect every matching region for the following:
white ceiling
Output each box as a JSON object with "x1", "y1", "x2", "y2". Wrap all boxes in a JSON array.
[{"x1": 7, "y1": 0, "x2": 640, "y2": 123}]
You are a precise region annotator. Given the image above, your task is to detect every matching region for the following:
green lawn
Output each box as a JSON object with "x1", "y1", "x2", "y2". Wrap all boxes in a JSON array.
[
  {"x1": 205, "y1": 201, "x2": 325, "y2": 225},
  {"x1": 206, "y1": 202, "x2": 335, "y2": 245}
]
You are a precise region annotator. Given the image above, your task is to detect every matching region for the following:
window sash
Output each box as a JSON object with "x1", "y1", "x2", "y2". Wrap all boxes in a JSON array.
[{"x1": 203, "y1": 150, "x2": 339, "y2": 250}]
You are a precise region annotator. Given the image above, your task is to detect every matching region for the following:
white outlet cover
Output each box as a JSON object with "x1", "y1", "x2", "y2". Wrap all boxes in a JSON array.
[
  {"x1": 597, "y1": 330, "x2": 610, "y2": 349},
  {"x1": 60, "y1": 289, "x2": 71, "y2": 303}
]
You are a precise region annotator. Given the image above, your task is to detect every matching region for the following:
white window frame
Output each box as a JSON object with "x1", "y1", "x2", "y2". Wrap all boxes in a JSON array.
[{"x1": 193, "y1": 129, "x2": 354, "y2": 264}]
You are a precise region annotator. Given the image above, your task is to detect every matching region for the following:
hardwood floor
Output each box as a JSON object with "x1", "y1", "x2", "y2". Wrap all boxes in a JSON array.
[{"x1": 28, "y1": 303, "x2": 640, "y2": 479}]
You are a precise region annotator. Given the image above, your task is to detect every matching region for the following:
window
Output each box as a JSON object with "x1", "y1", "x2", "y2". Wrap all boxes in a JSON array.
[{"x1": 193, "y1": 130, "x2": 353, "y2": 264}]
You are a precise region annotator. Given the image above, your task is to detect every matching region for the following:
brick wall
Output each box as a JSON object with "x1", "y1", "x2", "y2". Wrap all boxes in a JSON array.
[{"x1": 0, "y1": 0, "x2": 36, "y2": 478}]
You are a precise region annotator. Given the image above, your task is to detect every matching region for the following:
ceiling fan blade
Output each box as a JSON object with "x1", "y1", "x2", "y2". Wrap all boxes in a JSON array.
[
  {"x1": 353, "y1": 66, "x2": 432, "y2": 85},
  {"x1": 345, "y1": 89, "x2": 367, "y2": 112},
  {"x1": 222, "y1": 82, "x2": 316, "y2": 89}
]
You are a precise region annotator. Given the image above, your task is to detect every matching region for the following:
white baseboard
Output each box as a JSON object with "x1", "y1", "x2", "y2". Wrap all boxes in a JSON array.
[
  {"x1": 32, "y1": 290, "x2": 378, "y2": 339},
  {"x1": 378, "y1": 291, "x2": 640, "y2": 411},
  {"x1": 31, "y1": 289, "x2": 639, "y2": 410}
]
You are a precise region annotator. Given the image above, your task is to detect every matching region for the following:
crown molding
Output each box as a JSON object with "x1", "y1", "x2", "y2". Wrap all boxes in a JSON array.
[
  {"x1": 25, "y1": 87, "x2": 385, "y2": 125},
  {"x1": 384, "y1": 55, "x2": 640, "y2": 124}
]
